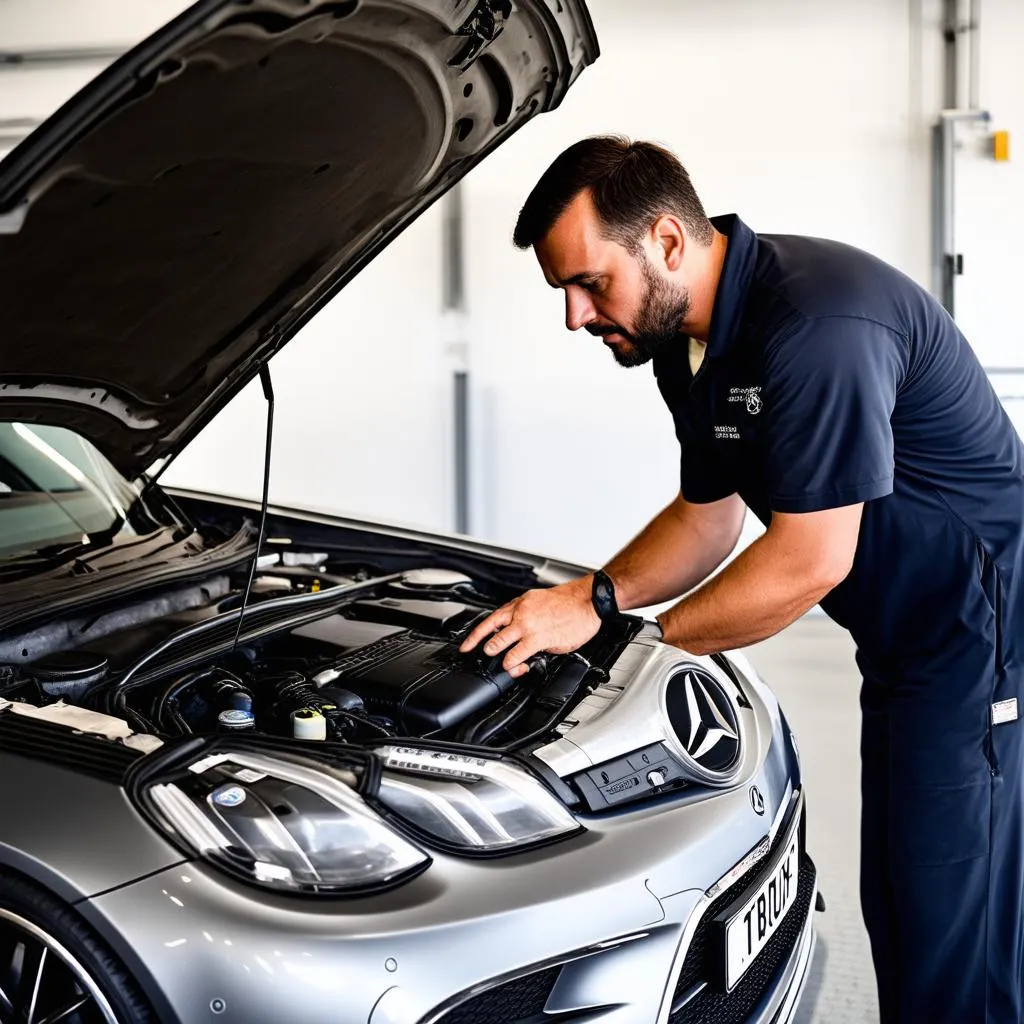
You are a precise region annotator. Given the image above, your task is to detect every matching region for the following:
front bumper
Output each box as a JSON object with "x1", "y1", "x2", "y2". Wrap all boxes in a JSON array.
[{"x1": 80, "y1": 749, "x2": 816, "y2": 1024}]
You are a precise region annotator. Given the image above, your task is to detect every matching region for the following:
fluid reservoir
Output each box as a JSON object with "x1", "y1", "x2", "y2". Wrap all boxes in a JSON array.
[{"x1": 292, "y1": 708, "x2": 327, "y2": 741}]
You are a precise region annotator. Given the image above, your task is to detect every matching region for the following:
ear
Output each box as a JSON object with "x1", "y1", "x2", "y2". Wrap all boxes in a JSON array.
[{"x1": 650, "y1": 214, "x2": 686, "y2": 272}]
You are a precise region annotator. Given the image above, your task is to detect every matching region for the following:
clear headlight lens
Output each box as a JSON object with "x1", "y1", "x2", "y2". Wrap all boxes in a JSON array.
[
  {"x1": 374, "y1": 745, "x2": 581, "y2": 852},
  {"x1": 145, "y1": 751, "x2": 428, "y2": 894}
]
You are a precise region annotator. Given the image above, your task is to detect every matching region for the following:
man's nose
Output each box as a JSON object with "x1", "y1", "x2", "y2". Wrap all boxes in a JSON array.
[{"x1": 564, "y1": 288, "x2": 596, "y2": 332}]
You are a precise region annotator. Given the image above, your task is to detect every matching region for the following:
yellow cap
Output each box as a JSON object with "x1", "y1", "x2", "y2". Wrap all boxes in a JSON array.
[{"x1": 994, "y1": 130, "x2": 1010, "y2": 162}]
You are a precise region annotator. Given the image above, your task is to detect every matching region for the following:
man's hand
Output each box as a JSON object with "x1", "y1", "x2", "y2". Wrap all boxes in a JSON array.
[{"x1": 458, "y1": 576, "x2": 601, "y2": 677}]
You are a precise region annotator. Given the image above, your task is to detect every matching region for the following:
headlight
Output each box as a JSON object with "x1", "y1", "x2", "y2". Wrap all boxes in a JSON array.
[
  {"x1": 374, "y1": 745, "x2": 582, "y2": 853},
  {"x1": 145, "y1": 750, "x2": 429, "y2": 895}
]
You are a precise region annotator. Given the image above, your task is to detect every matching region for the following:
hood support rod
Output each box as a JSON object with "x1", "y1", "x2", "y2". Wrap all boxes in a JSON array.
[{"x1": 231, "y1": 364, "x2": 275, "y2": 653}]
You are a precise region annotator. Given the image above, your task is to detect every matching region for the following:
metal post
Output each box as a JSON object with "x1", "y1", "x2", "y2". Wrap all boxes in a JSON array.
[
  {"x1": 942, "y1": 0, "x2": 959, "y2": 108},
  {"x1": 932, "y1": 0, "x2": 986, "y2": 316},
  {"x1": 442, "y1": 184, "x2": 470, "y2": 535}
]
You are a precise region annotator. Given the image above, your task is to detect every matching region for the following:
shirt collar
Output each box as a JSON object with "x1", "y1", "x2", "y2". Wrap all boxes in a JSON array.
[{"x1": 705, "y1": 214, "x2": 758, "y2": 359}]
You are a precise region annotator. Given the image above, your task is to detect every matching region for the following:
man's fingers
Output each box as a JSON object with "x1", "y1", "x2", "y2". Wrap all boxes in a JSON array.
[
  {"x1": 503, "y1": 637, "x2": 538, "y2": 672},
  {"x1": 460, "y1": 607, "x2": 513, "y2": 652},
  {"x1": 484, "y1": 625, "x2": 521, "y2": 656}
]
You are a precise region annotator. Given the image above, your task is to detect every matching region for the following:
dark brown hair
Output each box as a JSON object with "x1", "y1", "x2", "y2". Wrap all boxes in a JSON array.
[{"x1": 513, "y1": 135, "x2": 714, "y2": 253}]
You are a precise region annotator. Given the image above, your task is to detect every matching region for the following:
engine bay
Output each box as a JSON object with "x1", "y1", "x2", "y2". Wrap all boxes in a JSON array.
[{"x1": 0, "y1": 556, "x2": 636, "y2": 754}]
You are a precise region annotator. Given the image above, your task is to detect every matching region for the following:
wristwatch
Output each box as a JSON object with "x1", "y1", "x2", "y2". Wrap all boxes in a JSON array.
[{"x1": 591, "y1": 569, "x2": 619, "y2": 622}]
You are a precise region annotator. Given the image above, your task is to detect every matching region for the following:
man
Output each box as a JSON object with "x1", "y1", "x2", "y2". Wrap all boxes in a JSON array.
[{"x1": 460, "y1": 135, "x2": 1024, "y2": 1023}]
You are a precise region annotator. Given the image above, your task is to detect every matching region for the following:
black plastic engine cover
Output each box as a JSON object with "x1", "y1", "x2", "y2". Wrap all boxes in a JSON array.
[{"x1": 299, "y1": 624, "x2": 517, "y2": 734}]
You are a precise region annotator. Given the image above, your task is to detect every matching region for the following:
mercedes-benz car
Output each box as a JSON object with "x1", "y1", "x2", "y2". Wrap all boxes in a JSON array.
[{"x1": 0, "y1": 2, "x2": 819, "y2": 1022}]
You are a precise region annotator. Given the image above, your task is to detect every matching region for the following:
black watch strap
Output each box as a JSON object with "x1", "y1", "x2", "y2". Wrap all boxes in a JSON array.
[{"x1": 591, "y1": 569, "x2": 619, "y2": 621}]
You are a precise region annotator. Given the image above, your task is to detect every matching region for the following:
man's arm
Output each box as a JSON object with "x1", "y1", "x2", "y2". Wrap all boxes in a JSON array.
[
  {"x1": 604, "y1": 491, "x2": 746, "y2": 609},
  {"x1": 656, "y1": 504, "x2": 863, "y2": 654},
  {"x1": 458, "y1": 492, "x2": 745, "y2": 674}
]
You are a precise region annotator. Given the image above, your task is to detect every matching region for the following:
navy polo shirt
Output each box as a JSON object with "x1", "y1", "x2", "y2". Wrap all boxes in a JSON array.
[{"x1": 653, "y1": 214, "x2": 1024, "y2": 668}]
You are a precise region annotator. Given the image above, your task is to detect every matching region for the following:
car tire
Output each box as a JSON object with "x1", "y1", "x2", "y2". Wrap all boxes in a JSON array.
[{"x1": 0, "y1": 869, "x2": 156, "y2": 1023}]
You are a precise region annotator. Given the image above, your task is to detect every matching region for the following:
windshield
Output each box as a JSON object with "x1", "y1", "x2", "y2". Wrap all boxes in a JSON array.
[{"x1": 0, "y1": 422, "x2": 142, "y2": 559}]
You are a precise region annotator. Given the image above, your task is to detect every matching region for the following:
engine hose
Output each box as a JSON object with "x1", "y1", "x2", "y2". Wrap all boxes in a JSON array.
[
  {"x1": 456, "y1": 687, "x2": 534, "y2": 746},
  {"x1": 264, "y1": 673, "x2": 346, "y2": 732},
  {"x1": 331, "y1": 708, "x2": 395, "y2": 739},
  {"x1": 155, "y1": 669, "x2": 249, "y2": 734}
]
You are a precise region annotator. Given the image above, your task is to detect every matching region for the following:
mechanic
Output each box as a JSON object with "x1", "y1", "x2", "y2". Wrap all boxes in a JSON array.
[{"x1": 460, "y1": 135, "x2": 1024, "y2": 1023}]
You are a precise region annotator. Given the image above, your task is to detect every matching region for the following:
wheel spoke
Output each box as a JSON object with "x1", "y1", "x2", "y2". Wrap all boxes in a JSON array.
[
  {"x1": 0, "y1": 976, "x2": 15, "y2": 1019},
  {"x1": 35, "y1": 993, "x2": 89, "y2": 1024},
  {"x1": 25, "y1": 947, "x2": 47, "y2": 1024},
  {"x1": 14, "y1": 939, "x2": 45, "y2": 1011}
]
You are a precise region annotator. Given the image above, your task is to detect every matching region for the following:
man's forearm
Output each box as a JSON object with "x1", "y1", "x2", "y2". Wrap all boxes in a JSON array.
[
  {"x1": 603, "y1": 493, "x2": 745, "y2": 610},
  {"x1": 655, "y1": 516, "x2": 854, "y2": 654}
]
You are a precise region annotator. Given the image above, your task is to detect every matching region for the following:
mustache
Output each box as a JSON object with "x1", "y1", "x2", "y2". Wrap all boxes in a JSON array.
[{"x1": 585, "y1": 323, "x2": 634, "y2": 341}]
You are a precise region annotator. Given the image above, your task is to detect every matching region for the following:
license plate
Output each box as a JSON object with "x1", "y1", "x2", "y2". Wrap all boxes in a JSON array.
[{"x1": 721, "y1": 829, "x2": 801, "y2": 990}]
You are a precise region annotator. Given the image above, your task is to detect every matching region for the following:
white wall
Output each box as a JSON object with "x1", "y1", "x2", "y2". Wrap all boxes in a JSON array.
[{"x1": 3, "y1": 0, "x2": 1021, "y2": 570}]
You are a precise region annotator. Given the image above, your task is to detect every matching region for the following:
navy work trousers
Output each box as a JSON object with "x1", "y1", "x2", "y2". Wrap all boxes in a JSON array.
[{"x1": 857, "y1": 582, "x2": 1024, "y2": 1023}]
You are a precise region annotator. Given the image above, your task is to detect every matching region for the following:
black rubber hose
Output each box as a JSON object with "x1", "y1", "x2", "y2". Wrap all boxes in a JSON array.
[{"x1": 456, "y1": 687, "x2": 534, "y2": 746}]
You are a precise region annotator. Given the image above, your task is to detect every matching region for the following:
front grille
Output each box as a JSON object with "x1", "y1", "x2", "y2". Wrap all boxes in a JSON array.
[
  {"x1": 670, "y1": 855, "x2": 816, "y2": 1024},
  {"x1": 432, "y1": 965, "x2": 560, "y2": 1024}
]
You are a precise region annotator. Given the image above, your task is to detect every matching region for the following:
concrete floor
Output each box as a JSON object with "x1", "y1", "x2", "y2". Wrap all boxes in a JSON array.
[{"x1": 745, "y1": 616, "x2": 881, "y2": 1024}]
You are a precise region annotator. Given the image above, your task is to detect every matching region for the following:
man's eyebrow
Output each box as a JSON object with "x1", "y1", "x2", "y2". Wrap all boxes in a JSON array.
[{"x1": 552, "y1": 271, "x2": 599, "y2": 288}]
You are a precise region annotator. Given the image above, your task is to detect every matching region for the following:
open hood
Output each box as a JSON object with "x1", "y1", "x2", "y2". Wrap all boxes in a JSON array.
[{"x1": 0, "y1": 0, "x2": 597, "y2": 480}]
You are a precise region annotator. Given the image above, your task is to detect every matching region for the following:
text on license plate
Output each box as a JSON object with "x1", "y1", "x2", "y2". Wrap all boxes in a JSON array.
[{"x1": 724, "y1": 831, "x2": 800, "y2": 989}]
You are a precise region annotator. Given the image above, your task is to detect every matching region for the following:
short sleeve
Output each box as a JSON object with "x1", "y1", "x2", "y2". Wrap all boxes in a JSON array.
[{"x1": 763, "y1": 316, "x2": 907, "y2": 513}]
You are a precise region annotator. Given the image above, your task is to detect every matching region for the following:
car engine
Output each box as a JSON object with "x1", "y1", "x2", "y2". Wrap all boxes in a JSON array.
[{"x1": 0, "y1": 562, "x2": 633, "y2": 752}]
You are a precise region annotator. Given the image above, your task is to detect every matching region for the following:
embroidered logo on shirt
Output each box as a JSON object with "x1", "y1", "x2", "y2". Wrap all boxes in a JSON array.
[
  {"x1": 714, "y1": 425, "x2": 741, "y2": 440},
  {"x1": 728, "y1": 386, "x2": 763, "y2": 416}
]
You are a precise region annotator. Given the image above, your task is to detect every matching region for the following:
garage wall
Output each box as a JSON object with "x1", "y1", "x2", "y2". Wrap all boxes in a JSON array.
[{"x1": 2, "y1": 0, "x2": 1018, "y2": 568}]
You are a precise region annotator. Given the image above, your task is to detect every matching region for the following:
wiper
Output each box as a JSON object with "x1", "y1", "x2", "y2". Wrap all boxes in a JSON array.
[
  {"x1": 0, "y1": 519, "x2": 181, "y2": 578},
  {"x1": 0, "y1": 513, "x2": 124, "y2": 566}
]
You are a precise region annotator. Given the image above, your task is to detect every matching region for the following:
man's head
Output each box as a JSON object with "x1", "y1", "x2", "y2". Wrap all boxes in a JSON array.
[{"x1": 513, "y1": 135, "x2": 718, "y2": 367}]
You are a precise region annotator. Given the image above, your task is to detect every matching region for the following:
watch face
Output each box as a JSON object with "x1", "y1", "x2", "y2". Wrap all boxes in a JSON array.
[{"x1": 593, "y1": 573, "x2": 616, "y2": 618}]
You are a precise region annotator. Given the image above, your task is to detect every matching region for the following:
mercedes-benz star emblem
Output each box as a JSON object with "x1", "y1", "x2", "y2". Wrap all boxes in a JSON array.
[
  {"x1": 683, "y1": 670, "x2": 739, "y2": 761},
  {"x1": 665, "y1": 669, "x2": 741, "y2": 781},
  {"x1": 750, "y1": 785, "x2": 765, "y2": 816}
]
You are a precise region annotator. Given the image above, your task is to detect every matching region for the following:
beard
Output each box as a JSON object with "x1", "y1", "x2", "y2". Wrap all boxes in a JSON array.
[{"x1": 587, "y1": 259, "x2": 690, "y2": 368}]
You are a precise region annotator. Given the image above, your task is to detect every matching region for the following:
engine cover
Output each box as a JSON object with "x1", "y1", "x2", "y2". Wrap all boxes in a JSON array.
[{"x1": 285, "y1": 608, "x2": 516, "y2": 734}]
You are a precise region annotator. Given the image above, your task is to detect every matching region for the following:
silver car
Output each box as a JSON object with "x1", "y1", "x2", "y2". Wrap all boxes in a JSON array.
[{"x1": 0, "y1": 1, "x2": 819, "y2": 1022}]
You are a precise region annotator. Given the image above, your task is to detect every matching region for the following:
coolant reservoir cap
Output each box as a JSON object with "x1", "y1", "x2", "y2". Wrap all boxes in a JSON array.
[{"x1": 218, "y1": 709, "x2": 255, "y2": 731}]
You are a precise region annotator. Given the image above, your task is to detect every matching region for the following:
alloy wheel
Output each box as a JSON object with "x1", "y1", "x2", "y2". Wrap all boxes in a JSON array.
[{"x1": 0, "y1": 909, "x2": 119, "y2": 1024}]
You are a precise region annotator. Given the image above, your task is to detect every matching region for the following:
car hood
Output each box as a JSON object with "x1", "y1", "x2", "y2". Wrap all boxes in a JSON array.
[{"x1": 0, "y1": 0, "x2": 597, "y2": 480}]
